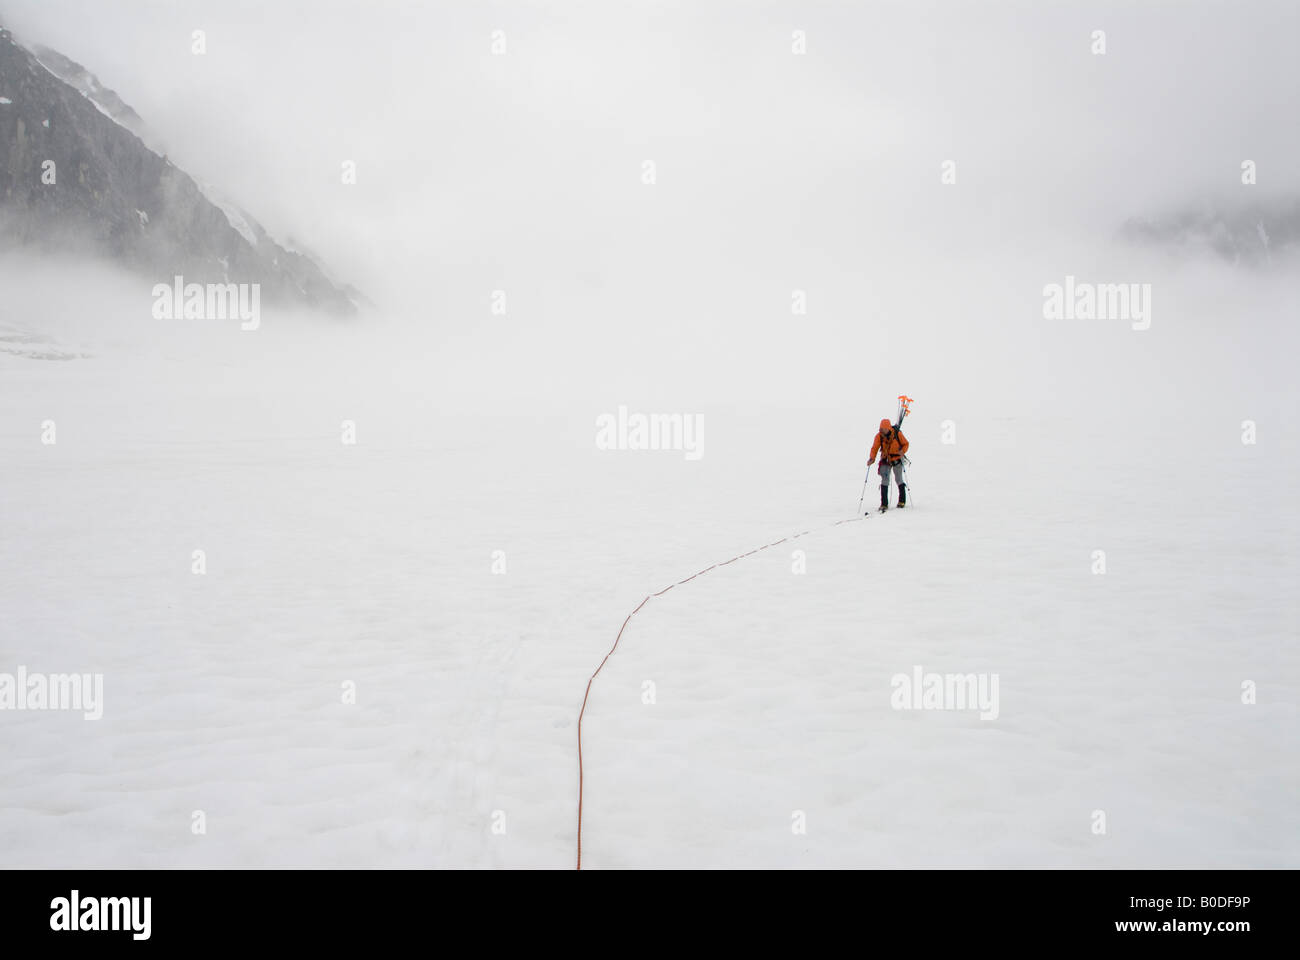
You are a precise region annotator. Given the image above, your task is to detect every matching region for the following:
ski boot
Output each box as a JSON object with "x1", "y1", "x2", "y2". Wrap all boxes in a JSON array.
[
  {"x1": 879, "y1": 483, "x2": 889, "y2": 513},
  {"x1": 898, "y1": 483, "x2": 907, "y2": 509}
]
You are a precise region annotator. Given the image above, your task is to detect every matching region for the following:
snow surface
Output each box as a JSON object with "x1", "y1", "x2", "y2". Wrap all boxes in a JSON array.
[{"x1": 0, "y1": 258, "x2": 1296, "y2": 869}]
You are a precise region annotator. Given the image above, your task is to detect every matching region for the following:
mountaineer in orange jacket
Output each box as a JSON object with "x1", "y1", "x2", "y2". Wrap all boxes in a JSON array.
[{"x1": 868, "y1": 418, "x2": 908, "y2": 511}]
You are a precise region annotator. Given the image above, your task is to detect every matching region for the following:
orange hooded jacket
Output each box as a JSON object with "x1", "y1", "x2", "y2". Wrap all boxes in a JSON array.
[{"x1": 870, "y1": 418, "x2": 909, "y2": 464}]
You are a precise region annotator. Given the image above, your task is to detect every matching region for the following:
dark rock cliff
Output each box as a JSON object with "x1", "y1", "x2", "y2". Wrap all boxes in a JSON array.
[{"x1": 0, "y1": 24, "x2": 358, "y2": 316}]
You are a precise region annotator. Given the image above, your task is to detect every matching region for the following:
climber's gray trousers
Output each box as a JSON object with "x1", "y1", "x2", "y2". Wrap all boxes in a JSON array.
[{"x1": 879, "y1": 462, "x2": 905, "y2": 489}]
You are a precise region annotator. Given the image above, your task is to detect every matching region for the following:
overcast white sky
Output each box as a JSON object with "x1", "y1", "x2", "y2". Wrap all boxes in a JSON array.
[
  {"x1": 5, "y1": 0, "x2": 1296, "y2": 300},
  {"x1": 3, "y1": 1, "x2": 1296, "y2": 415}
]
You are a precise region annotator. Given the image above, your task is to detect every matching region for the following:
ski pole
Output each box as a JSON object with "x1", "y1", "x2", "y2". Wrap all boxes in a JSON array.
[{"x1": 857, "y1": 468, "x2": 871, "y2": 515}]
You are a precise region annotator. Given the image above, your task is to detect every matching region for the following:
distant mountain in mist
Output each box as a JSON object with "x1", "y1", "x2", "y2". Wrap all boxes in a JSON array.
[
  {"x1": 1121, "y1": 198, "x2": 1300, "y2": 267},
  {"x1": 0, "y1": 23, "x2": 359, "y2": 315}
]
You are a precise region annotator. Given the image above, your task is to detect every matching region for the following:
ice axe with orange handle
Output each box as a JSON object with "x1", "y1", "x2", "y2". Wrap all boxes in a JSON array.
[{"x1": 895, "y1": 395, "x2": 913, "y2": 431}]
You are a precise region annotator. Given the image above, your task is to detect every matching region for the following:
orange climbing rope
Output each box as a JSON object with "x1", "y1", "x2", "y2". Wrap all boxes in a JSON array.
[{"x1": 575, "y1": 514, "x2": 866, "y2": 869}]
